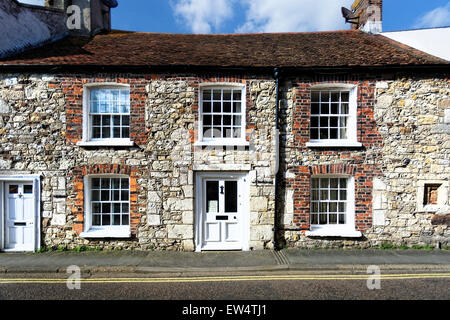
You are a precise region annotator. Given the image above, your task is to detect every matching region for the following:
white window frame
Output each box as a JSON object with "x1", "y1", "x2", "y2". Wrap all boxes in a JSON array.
[
  {"x1": 306, "y1": 84, "x2": 362, "y2": 148},
  {"x1": 306, "y1": 175, "x2": 362, "y2": 237},
  {"x1": 80, "y1": 175, "x2": 131, "y2": 239},
  {"x1": 194, "y1": 83, "x2": 249, "y2": 147},
  {"x1": 77, "y1": 83, "x2": 134, "y2": 147}
]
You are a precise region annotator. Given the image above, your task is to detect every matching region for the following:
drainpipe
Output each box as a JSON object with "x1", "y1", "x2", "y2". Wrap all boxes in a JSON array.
[{"x1": 273, "y1": 68, "x2": 280, "y2": 250}]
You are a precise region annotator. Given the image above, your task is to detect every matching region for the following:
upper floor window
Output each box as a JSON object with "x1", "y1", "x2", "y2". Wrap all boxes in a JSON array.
[
  {"x1": 306, "y1": 85, "x2": 361, "y2": 147},
  {"x1": 78, "y1": 84, "x2": 134, "y2": 147},
  {"x1": 197, "y1": 85, "x2": 247, "y2": 146}
]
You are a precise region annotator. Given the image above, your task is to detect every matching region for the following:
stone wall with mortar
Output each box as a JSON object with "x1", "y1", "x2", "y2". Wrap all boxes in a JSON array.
[
  {"x1": 278, "y1": 74, "x2": 449, "y2": 249},
  {"x1": 0, "y1": 73, "x2": 277, "y2": 251}
]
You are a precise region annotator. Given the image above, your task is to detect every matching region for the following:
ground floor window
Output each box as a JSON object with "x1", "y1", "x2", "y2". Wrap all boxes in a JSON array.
[
  {"x1": 307, "y1": 175, "x2": 361, "y2": 237},
  {"x1": 81, "y1": 175, "x2": 131, "y2": 238}
]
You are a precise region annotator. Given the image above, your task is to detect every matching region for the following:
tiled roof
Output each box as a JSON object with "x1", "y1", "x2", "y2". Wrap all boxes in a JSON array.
[{"x1": 0, "y1": 30, "x2": 447, "y2": 68}]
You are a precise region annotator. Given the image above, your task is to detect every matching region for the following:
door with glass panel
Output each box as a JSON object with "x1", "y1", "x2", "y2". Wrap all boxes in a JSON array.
[
  {"x1": 199, "y1": 175, "x2": 247, "y2": 251},
  {"x1": 4, "y1": 183, "x2": 36, "y2": 251}
]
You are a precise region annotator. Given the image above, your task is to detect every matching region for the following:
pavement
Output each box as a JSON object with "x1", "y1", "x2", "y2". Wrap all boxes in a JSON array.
[{"x1": 0, "y1": 249, "x2": 449, "y2": 274}]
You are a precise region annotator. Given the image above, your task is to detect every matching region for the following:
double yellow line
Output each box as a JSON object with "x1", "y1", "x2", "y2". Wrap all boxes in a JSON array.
[{"x1": 0, "y1": 273, "x2": 449, "y2": 284}]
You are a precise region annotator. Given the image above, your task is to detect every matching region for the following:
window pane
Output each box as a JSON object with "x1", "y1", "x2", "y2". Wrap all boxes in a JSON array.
[
  {"x1": 233, "y1": 115, "x2": 241, "y2": 126},
  {"x1": 320, "y1": 179, "x2": 329, "y2": 188},
  {"x1": 320, "y1": 103, "x2": 329, "y2": 114},
  {"x1": 341, "y1": 103, "x2": 349, "y2": 114},
  {"x1": 212, "y1": 128, "x2": 221, "y2": 138},
  {"x1": 101, "y1": 190, "x2": 110, "y2": 201},
  {"x1": 113, "y1": 203, "x2": 121, "y2": 213},
  {"x1": 311, "y1": 117, "x2": 319, "y2": 128},
  {"x1": 92, "y1": 127, "x2": 101, "y2": 139},
  {"x1": 223, "y1": 127, "x2": 232, "y2": 138},
  {"x1": 329, "y1": 202, "x2": 337, "y2": 212},
  {"x1": 320, "y1": 190, "x2": 328, "y2": 201},
  {"x1": 331, "y1": 104, "x2": 339, "y2": 114},
  {"x1": 311, "y1": 91, "x2": 319, "y2": 103},
  {"x1": 341, "y1": 92, "x2": 349, "y2": 102},
  {"x1": 203, "y1": 90, "x2": 211, "y2": 101},
  {"x1": 213, "y1": 115, "x2": 222, "y2": 126},
  {"x1": 102, "y1": 127, "x2": 111, "y2": 139},
  {"x1": 339, "y1": 214, "x2": 345, "y2": 224},
  {"x1": 213, "y1": 90, "x2": 221, "y2": 100},
  {"x1": 9, "y1": 185, "x2": 18, "y2": 194},
  {"x1": 113, "y1": 115, "x2": 121, "y2": 126},
  {"x1": 223, "y1": 90, "x2": 232, "y2": 100},
  {"x1": 321, "y1": 92, "x2": 329, "y2": 102},
  {"x1": 113, "y1": 215, "x2": 121, "y2": 226},
  {"x1": 330, "y1": 190, "x2": 338, "y2": 200},
  {"x1": 93, "y1": 215, "x2": 101, "y2": 226},
  {"x1": 319, "y1": 214, "x2": 327, "y2": 224},
  {"x1": 121, "y1": 177, "x2": 129, "y2": 188},
  {"x1": 225, "y1": 181, "x2": 238, "y2": 213},
  {"x1": 311, "y1": 179, "x2": 319, "y2": 188},
  {"x1": 233, "y1": 102, "x2": 241, "y2": 113},
  {"x1": 311, "y1": 103, "x2": 320, "y2": 114},
  {"x1": 121, "y1": 190, "x2": 129, "y2": 201},
  {"x1": 206, "y1": 181, "x2": 219, "y2": 213},
  {"x1": 223, "y1": 102, "x2": 231, "y2": 113},
  {"x1": 311, "y1": 190, "x2": 319, "y2": 201},
  {"x1": 329, "y1": 214, "x2": 337, "y2": 224},
  {"x1": 340, "y1": 190, "x2": 347, "y2": 200},
  {"x1": 203, "y1": 126, "x2": 211, "y2": 138},
  {"x1": 122, "y1": 116, "x2": 130, "y2": 126},
  {"x1": 102, "y1": 214, "x2": 111, "y2": 226},
  {"x1": 91, "y1": 190, "x2": 99, "y2": 201},
  {"x1": 203, "y1": 102, "x2": 211, "y2": 113},
  {"x1": 23, "y1": 185, "x2": 33, "y2": 194},
  {"x1": 310, "y1": 128, "x2": 319, "y2": 139},
  {"x1": 233, "y1": 128, "x2": 241, "y2": 138},
  {"x1": 320, "y1": 129, "x2": 328, "y2": 139},
  {"x1": 102, "y1": 203, "x2": 111, "y2": 214},
  {"x1": 233, "y1": 90, "x2": 241, "y2": 101},
  {"x1": 122, "y1": 203, "x2": 129, "y2": 213},
  {"x1": 203, "y1": 115, "x2": 212, "y2": 126},
  {"x1": 320, "y1": 117, "x2": 328, "y2": 127},
  {"x1": 330, "y1": 128, "x2": 338, "y2": 139},
  {"x1": 92, "y1": 203, "x2": 101, "y2": 214},
  {"x1": 311, "y1": 214, "x2": 318, "y2": 224},
  {"x1": 223, "y1": 115, "x2": 231, "y2": 126},
  {"x1": 331, "y1": 92, "x2": 340, "y2": 102},
  {"x1": 113, "y1": 127, "x2": 121, "y2": 138},
  {"x1": 121, "y1": 127, "x2": 130, "y2": 138},
  {"x1": 93, "y1": 115, "x2": 101, "y2": 125},
  {"x1": 101, "y1": 179, "x2": 110, "y2": 189},
  {"x1": 213, "y1": 102, "x2": 221, "y2": 113}
]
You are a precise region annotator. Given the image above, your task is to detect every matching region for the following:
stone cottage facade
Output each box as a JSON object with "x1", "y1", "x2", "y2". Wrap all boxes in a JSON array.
[{"x1": 0, "y1": 0, "x2": 448, "y2": 252}]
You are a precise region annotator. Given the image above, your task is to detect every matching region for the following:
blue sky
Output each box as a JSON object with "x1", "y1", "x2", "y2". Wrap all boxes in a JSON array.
[{"x1": 19, "y1": 0, "x2": 450, "y2": 33}]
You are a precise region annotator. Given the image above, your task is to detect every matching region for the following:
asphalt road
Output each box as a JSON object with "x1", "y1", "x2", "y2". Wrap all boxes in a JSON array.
[{"x1": 0, "y1": 271, "x2": 448, "y2": 300}]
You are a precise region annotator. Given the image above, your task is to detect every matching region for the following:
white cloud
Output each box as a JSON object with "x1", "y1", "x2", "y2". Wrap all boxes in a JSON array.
[
  {"x1": 413, "y1": 2, "x2": 450, "y2": 29},
  {"x1": 171, "y1": 0, "x2": 235, "y2": 33},
  {"x1": 236, "y1": 0, "x2": 354, "y2": 33}
]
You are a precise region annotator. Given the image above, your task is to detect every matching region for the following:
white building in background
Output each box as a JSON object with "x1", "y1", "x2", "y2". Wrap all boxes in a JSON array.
[{"x1": 382, "y1": 27, "x2": 450, "y2": 61}]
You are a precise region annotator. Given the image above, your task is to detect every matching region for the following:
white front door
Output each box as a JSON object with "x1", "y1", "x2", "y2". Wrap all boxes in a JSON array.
[
  {"x1": 197, "y1": 173, "x2": 248, "y2": 251},
  {"x1": 5, "y1": 183, "x2": 36, "y2": 251}
]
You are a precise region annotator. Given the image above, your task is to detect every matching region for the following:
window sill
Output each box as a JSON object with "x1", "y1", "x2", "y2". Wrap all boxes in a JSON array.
[
  {"x1": 194, "y1": 140, "x2": 250, "y2": 147},
  {"x1": 77, "y1": 140, "x2": 135, "y2": 147},
  {"x1": 306, "y1": 141, "x2": 363, "y2": 148},
  {"x1": 79, "y1": 228, "x2": 131, "y2": 239},
  {"x1": 306, "y1": 228, "x2": 362, "y2": 238}
]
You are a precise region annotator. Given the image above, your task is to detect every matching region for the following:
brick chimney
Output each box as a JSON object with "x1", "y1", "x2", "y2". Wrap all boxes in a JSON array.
[
  {"x1": 351, "y1": 0, "x2": 382, "y2": 34},
  {"x1": 45, "y1": 0, "x2": 115, "y2": 36}
]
